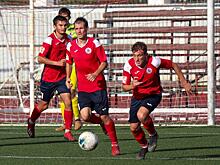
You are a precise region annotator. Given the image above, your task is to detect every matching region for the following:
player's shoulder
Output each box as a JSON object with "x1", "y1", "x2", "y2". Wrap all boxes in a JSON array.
[
  {"x1": 66, "y1": 39, "x2": 76, "y2": 51},
  {"x1": 150, "y1": 56, "x2": 161, "y2": 68},
  {"x1": 43, "y1": 33, "x2": 59, "y2": 45},
  {"x1": 123, "y1": 57, "x2": 133, "y2": 71},
  {"x1": 88, "y1": 37, "x2": 102, "y2": 48}
]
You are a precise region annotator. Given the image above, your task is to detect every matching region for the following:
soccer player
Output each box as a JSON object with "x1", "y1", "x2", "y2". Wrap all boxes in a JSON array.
[
  {"x1": 66, "y1": 17, "x2": 120, "y2": 156},
  {"x1": 122, "y1": 42, "x2": 192, "y2": 159},
  {"x1": 55, "y1": 7, "x2": 82, "y2": 131},
  {"x1": 27, "y1": 15, "x2": 76, "y2": 141}
]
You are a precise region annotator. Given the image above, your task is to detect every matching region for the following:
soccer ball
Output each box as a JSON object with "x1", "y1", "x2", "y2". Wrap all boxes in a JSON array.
[{"x1": 78, "y1": 131, "x2": 99, "y2": 151}]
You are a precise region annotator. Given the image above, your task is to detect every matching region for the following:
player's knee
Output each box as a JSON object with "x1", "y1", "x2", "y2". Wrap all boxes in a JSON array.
[
  {"x1": 130, "y1": 125, "x2": 140, "y2": 133},
  {"x1": 80, "y1": 108, "x2": 91, "y2": 121}
]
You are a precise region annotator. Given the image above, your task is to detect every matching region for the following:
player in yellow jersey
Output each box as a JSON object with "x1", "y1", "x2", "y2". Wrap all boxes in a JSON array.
[{"x1": 55, "y1": 7, "x2": 82, "y2": 131}]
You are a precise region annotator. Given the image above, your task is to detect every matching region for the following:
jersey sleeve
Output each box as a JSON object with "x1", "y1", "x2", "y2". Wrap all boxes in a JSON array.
[
  {"x1": 122, "y1": 61, "x2": 132, "y2": 85},
  {"x1": 160, "y1": 58, "x2": 173, "y2": 69},
  {"x1": 70, "y1": 64, "x2": 77, "y2": 90},
  {"x1": 38, "y1": 37, "x2": 52, "y2": 57},
  {"x1": 93, "y1": 39, "x2": 107, "y2": 62},
  {"x1": 66, "y1": 42, "x2": 73, "y2": 65}
]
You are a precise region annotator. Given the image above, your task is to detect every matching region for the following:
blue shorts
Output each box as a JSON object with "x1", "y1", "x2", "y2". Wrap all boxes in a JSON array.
[
  {"x1": 78, "y1": 90, "x2": 109, "y2": 116},
  {"x1": 129, "y1": 94, "x2": 162, "y2": 123},
  {"x1": 40, "y1": 78, "x2": 70, "y2": 103}
]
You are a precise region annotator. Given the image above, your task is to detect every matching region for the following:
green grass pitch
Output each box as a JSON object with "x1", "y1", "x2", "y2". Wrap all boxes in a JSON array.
[{"x1": 0, "y1": 126, "x2": 220, "y2": 165}]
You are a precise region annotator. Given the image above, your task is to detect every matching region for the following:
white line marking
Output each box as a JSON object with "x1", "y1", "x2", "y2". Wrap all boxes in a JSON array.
[{"x1": 0, "y1": 155, "x2": 220, "y2": 161}]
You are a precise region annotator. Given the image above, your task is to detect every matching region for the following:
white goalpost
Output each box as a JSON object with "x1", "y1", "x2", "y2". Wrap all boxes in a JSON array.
[{"x1": 207, "y1": 0, "x2": 215, "y2": 125}]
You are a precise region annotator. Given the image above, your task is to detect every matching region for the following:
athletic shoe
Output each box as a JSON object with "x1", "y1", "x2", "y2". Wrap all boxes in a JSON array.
[
  {"x1": 64, "y1": 131, "x2": 76, "y2": 142},
  {"x1": 27, "y1": 118, "x2": 35, "y2": 138},
  {"x1": 55, "y1": 125, "x2": 65, "y2": 132},
  {"x1": 74, "y1": 120, "x2": 82, "y2": 130},
  {"x1": 148, "y1": 132, "x2": 158, "y2": 152},
  {"x1": 100, "y1": 122, "x2": 107, "y2": 135},
  {"x1": 111, "y1": 144, "x2": 120, "y2": 156},
  {"x1": 136, "y1": 147, "x2": 148, "y2": 160}
]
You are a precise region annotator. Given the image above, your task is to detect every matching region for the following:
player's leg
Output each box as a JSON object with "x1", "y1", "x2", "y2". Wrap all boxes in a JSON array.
[
  {"x1": 130, "y1": 123, "x2": 148, "y2": 160},
  {"x1": 129, "y1": 99, "x2": 148, "y2": 159},
  {"x1": 78, "y1": 91, "x2": 103, "y2": 125},
  {"x1": 58, "y1": 78, "x2": 76, "y2": 141},
  {"x1": 93, "y1": 90, "x2": 120, "y2": 156},
  {"x1": 56, "y1": 96, "x2": 81, "y2": 131},
  {"x1": 139, "y1": 94, "x2": 162, "y2": 152},
  {"x1": 72, "y1": 96, "x2": 82, "y2": 130},
  {"x1": 60, "y1": 92, "x2": 76, "y2": 141},
  {"x1": 55, "y1": 101, "x2": 65, "y2": 131},
  {"x1": 27, "y1": 80, "x2": 53, "y2": 138}
]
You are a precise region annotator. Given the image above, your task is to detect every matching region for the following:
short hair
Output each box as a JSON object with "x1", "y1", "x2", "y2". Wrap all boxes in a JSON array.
[
  {"x1": 74, "y1": 17, "x2": 88, "y2": 28},
  {"x1": 58, "y1": 7, "x2": 71, "y2": 17},
  {"x1": 53, "y1": 15, "x2": 68, "y2": 25},
  {"x1": 131, "y1": 42, "x2": 147, "y2": 55}
]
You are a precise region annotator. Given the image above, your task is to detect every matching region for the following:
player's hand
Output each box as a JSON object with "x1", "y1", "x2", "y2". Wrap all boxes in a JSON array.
[
  {"x1": 182, "y1": 82, "x2": 192, "y2": 95},
  {"x1": 86, "y1": 73, "x2": 97, "y2": 82},
  {"x1": 132, "y1": 79, "x2": 143, "y2": 89},
  {"x1": 66, "y1": 78, "x2": 72, "y2": 89},
  {"x1": 57, "y1": 59, "x2": 66, "y2": 67}
]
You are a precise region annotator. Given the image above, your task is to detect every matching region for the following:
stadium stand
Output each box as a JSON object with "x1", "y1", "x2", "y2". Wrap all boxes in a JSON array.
[{"x1": 89, "y1": 8, "x2": 220, "y2": 109}]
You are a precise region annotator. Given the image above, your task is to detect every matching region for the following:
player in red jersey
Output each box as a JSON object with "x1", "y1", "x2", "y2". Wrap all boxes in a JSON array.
[
  {"x1": 66, "y1": 17, "x2": 120, "y2": 156},
  {"x1": 27, "y1": 15, "x2": 76, "y2": 142},
  {"x1": 122, "y1": 42, "x2": 192, "y2": 159}
]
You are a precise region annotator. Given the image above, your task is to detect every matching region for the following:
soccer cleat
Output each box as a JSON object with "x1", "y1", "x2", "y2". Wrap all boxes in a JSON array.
[
  {"x1": 148, "y1": 132, "x2": 158, "y2": 152},
  {"x1": 100, "y1": 122, "x2": 108, "y2": 135},
  {"x1": 111, "y1": 144, "x2": 120, "y2": 156},
  {"x1": 136, "y1": 147, "x2": 148, "y2": 160},
  {"x1": 74, "y1": 120, "x2": 82, "y2": 130},
  {"x1": 64, "y1": 131, "x2": 77, "y2": 142},
  {"x1": 27, "y1": 118, "x2": 35, "y2": 138},
  {"x1": 55, "y1": 125, "x2": 65, "y2": 132}
]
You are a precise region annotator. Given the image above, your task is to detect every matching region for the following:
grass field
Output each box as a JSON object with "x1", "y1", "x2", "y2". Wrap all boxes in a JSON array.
[{"x1": 0, "y1": 125, "x2": 220, "y2": 165}]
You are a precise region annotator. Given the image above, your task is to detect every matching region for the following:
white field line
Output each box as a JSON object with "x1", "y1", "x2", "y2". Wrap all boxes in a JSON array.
[{"x1": 0, "y1": 155, "x2": 220, "y2": 161}]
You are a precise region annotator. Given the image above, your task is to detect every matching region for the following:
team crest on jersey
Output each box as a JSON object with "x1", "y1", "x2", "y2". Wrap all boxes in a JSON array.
[
  {"x1": 146, "y1": 68, "x2": 152, "y2": 74},
  {"x1": 85, "y1": 47, "x2": 92, "y2": 54}
]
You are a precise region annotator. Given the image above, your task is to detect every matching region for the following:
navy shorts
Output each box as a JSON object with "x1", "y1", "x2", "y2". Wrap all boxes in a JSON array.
[
  {"x1": 78, "y1": 89, "x2": 109, "y2": 116},
  {"x1": 129, "y1": 94, "x2": 162, "y2": 123},
  {"x1": 40, "y1": 78, "x2": 70, "y2": 103}
]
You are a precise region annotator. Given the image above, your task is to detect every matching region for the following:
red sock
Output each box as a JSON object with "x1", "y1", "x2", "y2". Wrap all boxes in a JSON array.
[
  {"x1": 30, "y1": 104, "x2": 41, "y2": 122},
  {"x1": 89, "y1": 113, "x2": 102, "y2": 124},
  {"x1": 131, "y1": 127, "x2": 148, "y2": 147},
  {"x1": 104, "y1": 119, "x2": 118, "y2": 145},
  {"x1": 142, "y1": 116, "x2": 156, "y2": 135},
  {"x1": 64, "y1": 109, "x2": 73, "y2": 130}
]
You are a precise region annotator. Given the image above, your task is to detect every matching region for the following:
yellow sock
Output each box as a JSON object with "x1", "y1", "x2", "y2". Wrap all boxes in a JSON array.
[{"x1": 72, "y1": 96, "x2": 80, "y2": 120}]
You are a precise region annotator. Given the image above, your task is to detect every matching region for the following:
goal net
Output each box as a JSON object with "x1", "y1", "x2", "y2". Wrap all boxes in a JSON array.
[{"x1": 0, "y1": 0, "x2": 219, "y2": 125}]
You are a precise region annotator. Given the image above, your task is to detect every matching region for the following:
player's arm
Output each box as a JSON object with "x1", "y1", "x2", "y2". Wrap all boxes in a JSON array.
[
  {"x1": 65, "y1": 42, "x2": 73, "y2": 89},
  {"x1": 86, "y1": 41, "x2": 107, "y2": 82},
  {"x1": 38, "y1": 38, "x2": 66, "y2": 67},
  {"x1": 38, "y1": 56, "x2": 65, "y2": 67},
  {"x1": 172, "y1": 62, "x2": 192, "y2": 95},
  {"x1": 86, "y1": 61, "x2": 107, "y2": 82},
  {"x1": 66, "y1": 62, "x2": 72, "y2": 89},
  {"x1": 122, "y1": 79, "x2": 143, "y2": 92}
]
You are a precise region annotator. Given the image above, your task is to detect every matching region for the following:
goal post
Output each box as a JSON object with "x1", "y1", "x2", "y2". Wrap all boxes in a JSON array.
[{"x1": 207, "y1": 0, "x2": 215, "y2": 125}]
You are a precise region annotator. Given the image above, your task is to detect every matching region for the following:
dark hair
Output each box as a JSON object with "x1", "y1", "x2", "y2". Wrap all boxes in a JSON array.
[
  {"x1": 58, "y1": 7, "x2": 71, "y2": 17},
  {"x1": 131, "y1": 42, "x2": 147, "y2": 55},
  {"x1": 53, "y1": 15, "x2": 68, "y2": 25},
  {"x1": 74, "y1": 17, "x2": 88, "y2": 28}
]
